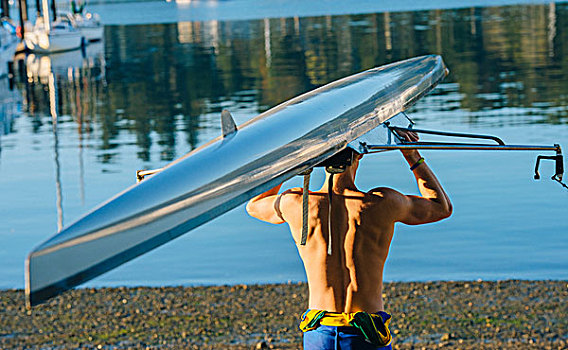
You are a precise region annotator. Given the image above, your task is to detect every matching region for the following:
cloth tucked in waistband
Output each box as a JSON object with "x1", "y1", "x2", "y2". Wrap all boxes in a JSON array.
[{"x1": 299, "y1": 309, "x2": 392, "y2": 347}]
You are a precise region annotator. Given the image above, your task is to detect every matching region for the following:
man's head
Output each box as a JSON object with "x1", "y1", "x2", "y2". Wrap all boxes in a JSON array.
[{"x1": 320, "y1": 148, "x2": 362, "y2": 174}]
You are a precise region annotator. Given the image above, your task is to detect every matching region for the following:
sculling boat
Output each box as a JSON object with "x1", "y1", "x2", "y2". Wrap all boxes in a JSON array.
[
  {"x1": 26, "y1": 55, "x2": 564, "y2": 307},
  {"x1": 26, "y1": 55, "x2": 448, "y2": 306}
]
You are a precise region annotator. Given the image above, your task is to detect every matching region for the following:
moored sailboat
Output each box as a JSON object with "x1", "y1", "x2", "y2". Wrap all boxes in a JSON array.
[
  {"x1": 24, "y1": 0, "x2": 83, "y2": 54},
  {"x1": 65, "y1": 10, "x2": 103, "y2": 42}
]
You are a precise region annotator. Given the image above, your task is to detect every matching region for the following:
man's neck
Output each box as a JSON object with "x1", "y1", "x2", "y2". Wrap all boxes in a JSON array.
[{"x1": 321, "y1": 172, "x2": 358, "y2": 193}]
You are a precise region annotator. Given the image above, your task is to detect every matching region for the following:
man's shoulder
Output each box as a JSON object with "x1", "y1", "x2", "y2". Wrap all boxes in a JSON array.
[
  {"x1": 281, "y1": 187, "x2": 304, "y2": 196},
  {"x1": 366, "y1": 186, "x2": 403, "y2": 198},
  {"x1": 365, "y1": 187, "x2": 409, "y2": 210},
  {"x1": 362, "y1": 187, "x2": 408, "y2": 221},
  {"x1": 277, "y1": 187, "x2": 304, "y2": 205},
  {"x1": 279, "y1": 188, "x2": 329, "y2": 206}
]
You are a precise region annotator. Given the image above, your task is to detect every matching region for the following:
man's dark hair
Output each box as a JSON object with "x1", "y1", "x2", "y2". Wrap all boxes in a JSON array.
[{"x1": 318, "y1": 148, "x2": 360, "y2": 172}]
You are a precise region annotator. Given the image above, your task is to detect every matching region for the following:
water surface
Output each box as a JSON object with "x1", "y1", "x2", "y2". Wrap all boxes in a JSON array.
[{"x1": 1, "y1": 1, "x2": 567, "y2": 289}]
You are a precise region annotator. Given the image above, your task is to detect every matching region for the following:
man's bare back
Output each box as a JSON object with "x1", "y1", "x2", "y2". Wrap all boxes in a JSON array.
[
  {"x1": 246, "y1": 130, "x2": 452, "y2": 348},
  {"x1": 277, "y1": 186, "x2": 400, "y2": 313}
]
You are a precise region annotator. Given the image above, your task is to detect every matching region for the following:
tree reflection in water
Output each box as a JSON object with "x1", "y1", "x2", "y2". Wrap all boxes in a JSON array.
[{"x1": 15, "y1": 3, "x2": 568, "y2": 166}]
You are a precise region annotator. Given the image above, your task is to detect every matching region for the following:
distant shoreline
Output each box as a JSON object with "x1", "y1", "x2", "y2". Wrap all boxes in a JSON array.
[
  {"x1": 11, "y1": 0, "x2": 565, "y2": 27},
  {"x1": 83, "y1": 0, "x2": 567, "y2": 26},
  {"x1": 1, "y1": 280, "x2": 566, "y2": 349}
]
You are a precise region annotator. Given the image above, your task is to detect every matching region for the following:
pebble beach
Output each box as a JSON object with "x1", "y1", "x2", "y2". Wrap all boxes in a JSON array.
[{"x1": 1, "y1": 280, "x2": 566, "y2": 349}]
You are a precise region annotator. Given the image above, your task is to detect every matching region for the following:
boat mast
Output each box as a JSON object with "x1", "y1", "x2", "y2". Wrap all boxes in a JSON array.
[
  {"x1": 50, "y1": 0, "x2": 56, "y2": 20},
  {"x1": 41, "y1": 0, "x2": 50, "y2": 33},
  {"x1": 17, "y1": 0, "x2": 28, "y2": 37},
  {"x1": 1, "y1": 0, "x2": 10, "y2": 18}
]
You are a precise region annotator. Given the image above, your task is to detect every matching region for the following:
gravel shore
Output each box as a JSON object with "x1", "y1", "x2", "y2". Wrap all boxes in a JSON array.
[{"x1": 1, "y1": 280, "x2": 566, "y2": 349}]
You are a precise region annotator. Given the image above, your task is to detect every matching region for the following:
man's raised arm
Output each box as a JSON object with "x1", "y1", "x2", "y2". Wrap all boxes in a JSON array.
[
  {"x1": 385, "y1": 130, "x2": 453, "y2": 225},
  {"x1": 399, "y1": 148, "x2": 453, "y2": 224}
]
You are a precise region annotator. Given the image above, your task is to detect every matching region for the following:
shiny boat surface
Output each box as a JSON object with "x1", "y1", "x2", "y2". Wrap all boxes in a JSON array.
[{"x1": 26, "y1": 55, "x2": 448, "y2": 306}]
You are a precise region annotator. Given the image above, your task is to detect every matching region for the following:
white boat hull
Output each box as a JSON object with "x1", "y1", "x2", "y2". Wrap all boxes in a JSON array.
[
  {"x1": 26, "y1": 55, "x2": 448, "y2": 306},
  {"x1": 25, "y1": 31, "x2": 83, "y2": 54}
]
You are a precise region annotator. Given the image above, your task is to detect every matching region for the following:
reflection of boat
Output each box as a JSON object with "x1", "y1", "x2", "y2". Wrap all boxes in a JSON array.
[
  {"x1": 46, "y1": 72, "x2": 64, "y2": 232},
  {"x1": 83, "y1": 39, "x2": 104, "y2": 62},
  {"x1": 63, "y1": 11, "x2": 103, "y2": 42},
  {"x1": 26, "y1": 51, "x2": 83, "y2": 82},
  {"x1": 0, "y1": 76, "x2": 21, "y2": 153},
  {"x1": 0, "y1": 17, "x2": 19, "y2": 77},
  {"x1": 13, "y1": 34, "x2": 105, "y2": 138},
  {"x1": 24, "y1": 39, "x2": 104, "y2": 82}
]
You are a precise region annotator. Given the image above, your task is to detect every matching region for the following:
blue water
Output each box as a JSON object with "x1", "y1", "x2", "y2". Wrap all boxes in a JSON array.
[{"x1": 0, "y1": 1, "x2": 567, "y2": 290}]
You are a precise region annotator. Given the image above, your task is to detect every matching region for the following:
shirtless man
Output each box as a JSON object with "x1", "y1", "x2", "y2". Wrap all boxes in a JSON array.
[{"x1": 246, "y1": 131, "x2": 452, "y2": 349}]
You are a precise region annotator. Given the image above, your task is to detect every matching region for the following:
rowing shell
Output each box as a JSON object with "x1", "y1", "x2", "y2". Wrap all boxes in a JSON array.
[{"x1": 26, "y1": 55, "x2": 448, "y2": 306}]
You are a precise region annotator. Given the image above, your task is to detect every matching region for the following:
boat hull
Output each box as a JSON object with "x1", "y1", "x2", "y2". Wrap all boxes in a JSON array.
[
  {"x1": 25, "y1": 31, "x2": 83, "y2": 54},
  {"x1": 26, "y1": 55, "x2": 448, "y2": 306}
]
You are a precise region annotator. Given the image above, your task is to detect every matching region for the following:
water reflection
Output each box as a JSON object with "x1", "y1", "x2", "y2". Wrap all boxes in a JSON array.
[
  {"x1": 16, "y1": 40, "x2": 105, "y2": 137},
  {"x1": 8, "y1": 3, "x2": 567, "y2": 229},
  {"x1": 7, "y1": 3, "x2": 567, "y2": 166},
  {"x1": 47, "y1": 72, "x2": 64, "y2": 231},
  {"x1": 10, "y1": 42, "x2": 105, "y2": 229},
  {"x1": 1, "y1": 2, "x2": 567, "y2": 288},
  {"x1": 0, "y1": 77, "x2": 21, "y2": 154}
]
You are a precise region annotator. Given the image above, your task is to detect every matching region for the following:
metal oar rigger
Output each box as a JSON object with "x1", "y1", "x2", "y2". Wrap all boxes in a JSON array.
[
  {"x1": 356, "y1": 113, "x2": 565, "y2": 190},
  {"x1": 293, "y1": 112, "x2": 565, "y2": 252}
]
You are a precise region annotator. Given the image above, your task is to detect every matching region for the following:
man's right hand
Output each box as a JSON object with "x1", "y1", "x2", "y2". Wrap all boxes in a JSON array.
[{"x1": 394, "y1": 129, "x2": 420, "y2": 159}]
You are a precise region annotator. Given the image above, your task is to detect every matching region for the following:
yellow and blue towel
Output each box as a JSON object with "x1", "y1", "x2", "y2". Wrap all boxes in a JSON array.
[{"x1": 300, "y1": 309, "x2": 392, "y2": 348}]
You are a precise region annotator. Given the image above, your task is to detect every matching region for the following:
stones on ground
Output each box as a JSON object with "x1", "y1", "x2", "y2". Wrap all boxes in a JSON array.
[
  {"x1": 0, "y1": 281, "x2": 566, "y2": 349},
  {"x1": 255, "y1": 341, "x2": 268, "y2": 349}
]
